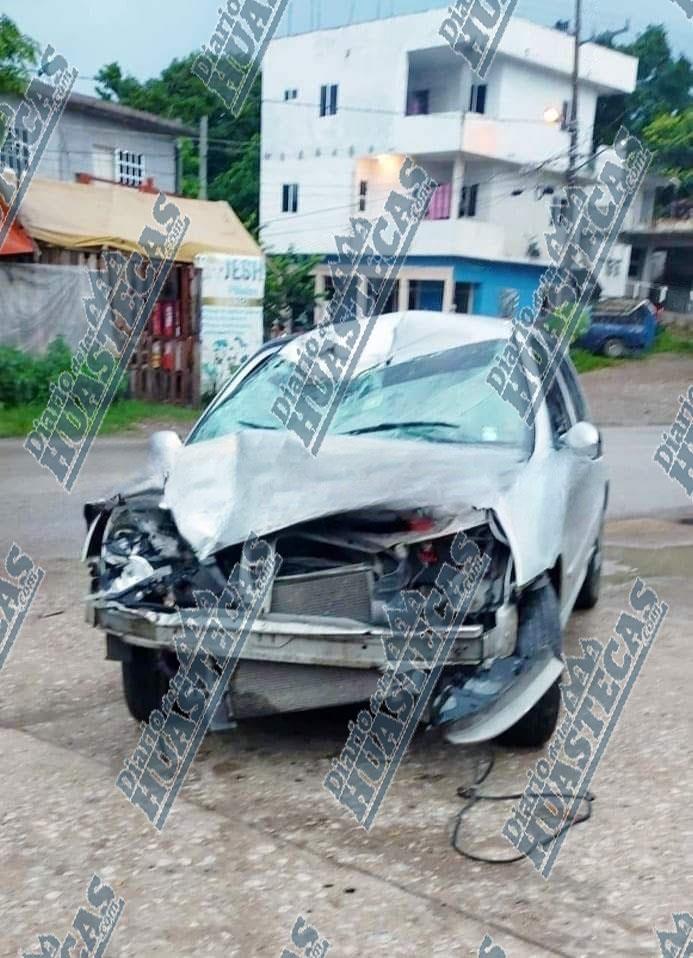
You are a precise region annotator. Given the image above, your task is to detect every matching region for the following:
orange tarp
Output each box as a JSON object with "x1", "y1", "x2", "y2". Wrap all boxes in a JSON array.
[{"x1": 0, "y1": 202, "x2": 34, "y2": 256}]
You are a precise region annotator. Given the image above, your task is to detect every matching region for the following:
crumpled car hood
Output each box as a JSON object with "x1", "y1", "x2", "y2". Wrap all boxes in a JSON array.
[{"x1": 162, "y1": 431, "x2": 525, "y2": 561}]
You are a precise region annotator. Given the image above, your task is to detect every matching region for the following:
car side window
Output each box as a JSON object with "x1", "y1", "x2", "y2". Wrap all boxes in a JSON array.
[
  {"x1": 559, "y1": 358, "x2": 589, "y2": 423},
  {"x1": 545, "y1": 375, "x2": 572, "y2": 441}
]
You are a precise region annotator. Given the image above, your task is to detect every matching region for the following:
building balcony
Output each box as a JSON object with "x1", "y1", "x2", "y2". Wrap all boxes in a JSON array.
[
  {"x1": 393, "y1": 111, "x2": 570, "y2": 168},
  {"x1": 409, "y1": 216, "x2": 508, "y2": 261},
  {"x1": 461, "y1": 114, "x2": 569, "y2": 169},
  {"x1": 392, "y1": 113, "x2": 464, "y2": 156}
]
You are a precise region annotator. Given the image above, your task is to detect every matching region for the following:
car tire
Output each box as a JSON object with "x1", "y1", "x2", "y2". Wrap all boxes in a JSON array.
[
  {"x1": 602, "y1": 337, "x2": 626, "y2": 358},
  {"x1": 574, "y1": 541, "x2": 601, "y2": 610},
  {"x1": 498, "y1": 680, "x2": 561, "y2": 749},
  {"x1": 121, "y1": 647, "x2": 169, "y2": 722},
  {"x1": 498, "y1": 582, "x2": 562, "y2": 749}
]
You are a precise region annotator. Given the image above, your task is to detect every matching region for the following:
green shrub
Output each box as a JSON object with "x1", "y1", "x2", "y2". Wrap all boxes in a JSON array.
[
  {"x1": 544, "y1": 304, "x2": 591, "y2": 344},
  {"x1": 0, "y1": 338, "x2": 74, "y2": 408},
  {"x1": 0, "y1": 337, "x2": 131, "y2": 409}
]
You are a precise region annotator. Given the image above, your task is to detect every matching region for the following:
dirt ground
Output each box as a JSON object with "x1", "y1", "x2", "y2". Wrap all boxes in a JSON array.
[{"x1": 580, "y1": 355, "x2": 692, "y2": 427}]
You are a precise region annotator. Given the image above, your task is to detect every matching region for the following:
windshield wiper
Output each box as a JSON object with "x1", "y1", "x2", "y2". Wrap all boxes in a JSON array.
[
  {"x1": 237, "y1": 420, "x2": 278, "y2": 431},
  {"x1": 343, "y1": 420, "x2": 458, "y2": 436}
]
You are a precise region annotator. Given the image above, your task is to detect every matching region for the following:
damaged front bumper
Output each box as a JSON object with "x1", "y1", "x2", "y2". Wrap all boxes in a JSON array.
[{"x1": 85, "y1": 599, "x2": 518, "y2": 671}]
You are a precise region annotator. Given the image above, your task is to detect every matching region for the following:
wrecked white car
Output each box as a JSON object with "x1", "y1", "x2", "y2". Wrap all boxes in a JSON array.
[{"x1": 83, "y1": 312, "x2": 607, "y2": 747}]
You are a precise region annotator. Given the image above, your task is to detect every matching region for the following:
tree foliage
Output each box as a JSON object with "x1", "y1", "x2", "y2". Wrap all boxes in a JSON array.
[
  {"x1": 642, "y1": 108, "x2": 693, "y2": 191},
  {"x1": 0, "y1": 14, "x2": 39, "y2": 95},
  {"x1": 263, "y1": 250, "x2": 324, "y2": 333},
  {"x1": 95, "y1": 58, "x2": 260, "y2": 228},
  {"x1": 593, "y1": 25, "x2": 693, "y2": 198}
]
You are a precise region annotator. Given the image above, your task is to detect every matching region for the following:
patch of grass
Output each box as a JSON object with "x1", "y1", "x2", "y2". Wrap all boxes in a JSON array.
[
  {"x1": 0, "y1": 400, "x2": 200, "y2": 439},
  {"x1": 652, "y1": 327, "x2": 693, "y2": 355},
  {"x1": 570, "y1": 348, "x2": 620, "y2": 374},
  {"x1": 571, "y1": 326, "x2": 693, "y2": 374}
]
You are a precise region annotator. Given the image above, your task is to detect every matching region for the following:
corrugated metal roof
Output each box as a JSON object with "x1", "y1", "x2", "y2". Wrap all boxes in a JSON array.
[{"x1": 66, "y1": 92, "x2": 196, "y2": 137}]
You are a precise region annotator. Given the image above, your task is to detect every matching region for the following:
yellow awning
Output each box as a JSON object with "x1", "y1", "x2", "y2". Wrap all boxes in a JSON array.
[{"x1": 19, "y1": 178, "x2": 262, "y2": 264}]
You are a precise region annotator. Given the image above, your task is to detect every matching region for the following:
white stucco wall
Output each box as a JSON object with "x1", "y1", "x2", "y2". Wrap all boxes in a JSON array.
[
  {"x1": 260, "y1": 9, "x2": 640, "y2": 269},
  {"x1": 1, "y1": 97, "x2": 178, "y2": 193}
]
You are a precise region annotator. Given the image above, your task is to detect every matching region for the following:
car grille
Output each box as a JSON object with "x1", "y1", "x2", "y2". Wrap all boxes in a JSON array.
[{"x1": 269, "y1": 564, "x2": 373, "y2": 622}]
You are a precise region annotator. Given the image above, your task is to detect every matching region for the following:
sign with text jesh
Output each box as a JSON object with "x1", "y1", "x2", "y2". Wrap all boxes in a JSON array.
[{"x1": 195, "y1": 253, "x2": 265, "y2": 396}]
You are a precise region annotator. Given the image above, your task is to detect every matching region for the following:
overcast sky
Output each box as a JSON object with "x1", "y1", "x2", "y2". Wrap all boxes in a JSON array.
[{"x1": 3, "y1": 0, "x2": 692, "y2": 94}]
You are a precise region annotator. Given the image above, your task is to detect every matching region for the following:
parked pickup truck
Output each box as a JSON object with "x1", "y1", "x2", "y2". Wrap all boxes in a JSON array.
[{"x1": 576, "y1": 298, "x2": 657, "y2": 358}]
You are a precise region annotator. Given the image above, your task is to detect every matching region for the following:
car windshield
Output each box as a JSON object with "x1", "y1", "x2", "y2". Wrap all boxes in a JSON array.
[{"x1": 188, "y1": 338, "x2": 533, "y2": 454}]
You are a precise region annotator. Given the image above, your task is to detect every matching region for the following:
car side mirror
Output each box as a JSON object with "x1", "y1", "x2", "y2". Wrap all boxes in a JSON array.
[
  {"x1": 148, "y1": 430, "x2": 183, "y2": 479},
  {"x1": 564, "y1": 421, "x2": 600, "y2": 459}
]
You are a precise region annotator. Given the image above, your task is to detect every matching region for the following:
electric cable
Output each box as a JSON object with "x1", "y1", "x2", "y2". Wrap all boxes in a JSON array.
[{"x1": 449, "y1": 747, "x2": 595, "y2": 865}]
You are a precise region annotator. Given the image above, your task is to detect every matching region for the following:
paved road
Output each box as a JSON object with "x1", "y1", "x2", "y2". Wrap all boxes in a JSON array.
[
  {"x1": 0, "y1": 429, "x2": 691, "y2": 957},
  {"x1": 0, "y1": 427, "x2": 689, "y2": 563}
]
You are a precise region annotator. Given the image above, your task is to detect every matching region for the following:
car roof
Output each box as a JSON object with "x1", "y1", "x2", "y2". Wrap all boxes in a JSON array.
[{"x1": 274, "y1": 310, "x2": 513, "y2": 374}]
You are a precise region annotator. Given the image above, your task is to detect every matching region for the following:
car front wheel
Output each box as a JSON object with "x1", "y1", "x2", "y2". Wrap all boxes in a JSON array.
[
  {"x1": 603, "y1": 337, "x2": 626, "y2": 358},
  {"x1": 121, "y1": 646, "x2": 170, "y2": 722},
  {"x1": 498, "y1": 582, "x2": 562, "y2": 748},
  {"x1": 575, "y1": 540, "x2": 602, "y2": 610}
]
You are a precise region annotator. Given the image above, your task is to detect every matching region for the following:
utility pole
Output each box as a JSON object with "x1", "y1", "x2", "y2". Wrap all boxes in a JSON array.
[
  {"x1": 199, "y1": 115, "x2": 208, "y2": 201},
  {"x1": 175, "y1": 138, "x2": 183, "y2": 195},
  {"x1": 567, "y1": 0, "x2": 582, "y2": 188}
]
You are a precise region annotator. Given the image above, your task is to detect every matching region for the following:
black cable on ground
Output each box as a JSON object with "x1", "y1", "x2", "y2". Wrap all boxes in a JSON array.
[{"x1": 450, "y1": 749, "x2": 595, "y2": 864}]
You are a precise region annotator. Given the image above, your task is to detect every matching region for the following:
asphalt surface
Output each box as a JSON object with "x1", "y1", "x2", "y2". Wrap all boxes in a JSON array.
[
  {"x1": 0, "y1": 427, "x2": 689, "y2": 561},
  {"x1": 0, "y1": 428, "x2": 691, "y2": 957}
]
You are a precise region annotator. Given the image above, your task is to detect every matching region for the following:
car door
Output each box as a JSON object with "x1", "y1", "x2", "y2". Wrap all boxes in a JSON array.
[{"x1": 554, "y1": 358, "x2": 606, "y2": 611}]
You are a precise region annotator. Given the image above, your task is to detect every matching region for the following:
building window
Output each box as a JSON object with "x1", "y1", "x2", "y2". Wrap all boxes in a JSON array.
[
  {"x1": 320, "y1": 84, "x2": 338, "y2": 117},
  {"x1": 367, "y1": 278, "x2": 399, "y2": 315},
  {"x1": 426, "y1": 183, "x2": 452, "y2": 220},
  {"x1": 282, "y1": 183, "x2": 299, "y2": 213},
  {"x1": 0, "y1": 128, "x2": 30, "y2": 178},
  {"x1": 284, "y1": 88, "x2": 298, "y2": 101},
  {"x1": 454, "y1": 282, "x2": 476, "y2": 314},
  {"x1": 628, "y1": 247, "x2": 644, "y2": 279},
  {"x1": 406, "y1": 89, "x2": 430, "y2": 116},
  {"x1": 459, "y1": 184, "x2": 478, "y2": 218},
  {"x1": 408, "y1": 280, "x2": 445, "y2": 311},
  {"x1": 469, "y1": 84, "x2": 487, "y2": 115},
  {"x1": 359, "y1": 180, "x2": 368, "y2": 212},
  {"x1": 116, "y1": 150, "x2": 145, "y2": 186}
]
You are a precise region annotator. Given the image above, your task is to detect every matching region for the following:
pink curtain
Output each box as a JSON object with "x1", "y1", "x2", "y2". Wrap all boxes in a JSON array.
[{"x1": 425, "y1": 183, "x2": 452, "y2": 220}]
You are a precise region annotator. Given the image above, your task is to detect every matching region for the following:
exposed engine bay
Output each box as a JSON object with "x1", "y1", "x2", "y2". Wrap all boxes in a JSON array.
[{"x1": 82, "y1": 476, "x2": 570, "y2": 743}]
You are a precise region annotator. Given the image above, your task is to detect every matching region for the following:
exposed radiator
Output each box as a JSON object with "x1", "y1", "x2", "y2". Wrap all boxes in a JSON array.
[
  {"x1": 270, "y1": 564, "x2": 372, "y2": 621},
  {"x1": 229, "y1": 661, "x2": 381, "y2": 718}
]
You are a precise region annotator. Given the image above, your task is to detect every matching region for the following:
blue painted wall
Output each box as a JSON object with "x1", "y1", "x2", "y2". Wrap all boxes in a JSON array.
[
  {"x1": 406, "y1": 256, "x2": 546, "y2": 316},
  {"x1": 321, "y1": 254, "x2": 546, "y2": 318}
]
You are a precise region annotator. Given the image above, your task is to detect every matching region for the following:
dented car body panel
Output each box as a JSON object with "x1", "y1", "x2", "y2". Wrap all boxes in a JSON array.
[{"x1": 83, "y1": 312, "x2": 608, "y2": 742}]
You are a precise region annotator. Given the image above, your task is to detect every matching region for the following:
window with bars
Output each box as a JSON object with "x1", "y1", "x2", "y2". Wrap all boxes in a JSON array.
[
  {"x1": 320, "y1": 84, "x2": 338, "y2": 117},
  {"x1": 459, "y1": 183, "x2": 478, "y2": 218},
  {"x1": 282, "y1": 183, "x2": 299, "y2": 213},
  {"x1": 116, "y1": 149, "x2": 145, "y2": 186},
  {"x1": 469, "y1": 84, "x2": 487, "y2": 115},
  {"x1": 0, "y1": 129, "x2": 30, "y2": 178}
]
